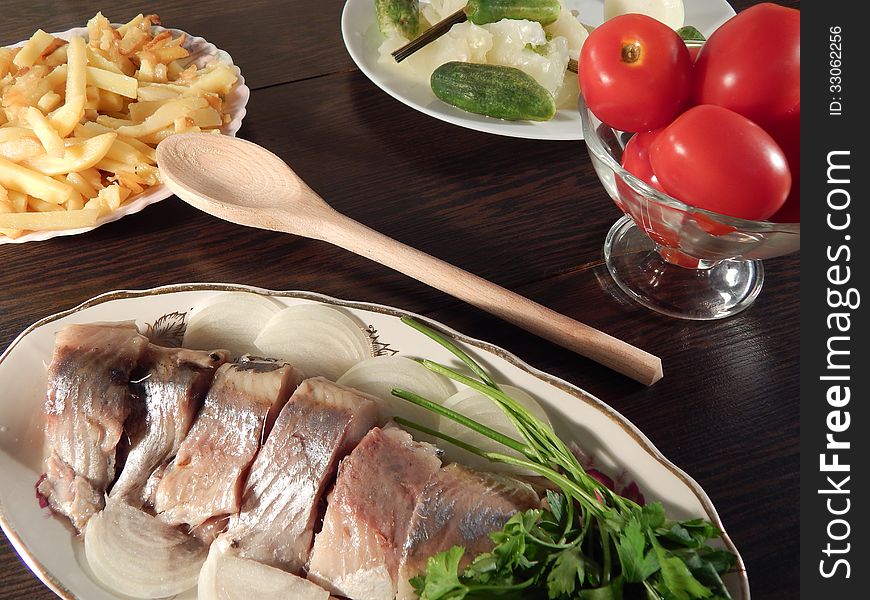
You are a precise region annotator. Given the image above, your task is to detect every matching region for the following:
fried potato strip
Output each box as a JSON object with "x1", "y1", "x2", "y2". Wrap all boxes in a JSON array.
[{"x1": 0, "y1": 12, "x2": 238, "y2": 238}]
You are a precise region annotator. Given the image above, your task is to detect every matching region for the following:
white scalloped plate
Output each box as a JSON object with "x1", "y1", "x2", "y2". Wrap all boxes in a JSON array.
[
  {"x1": 0, "y1": 283, "x2": 750, "y2": 599},
  {"x1": 1, "y1": 26, "x2": 250, "y2": 245},
  {"x1": 341, "y1": 0, "x2": 735, "y2": 140}
]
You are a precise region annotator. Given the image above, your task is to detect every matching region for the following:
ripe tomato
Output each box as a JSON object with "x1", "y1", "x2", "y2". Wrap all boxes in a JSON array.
[
  {"x1": 649, "y1": 105, "x2": 791, "y2": 221},
  {"x1": 578, "y1": 14, "x2": 693, "y2": 132},
  {"x1": 621, "y1": 129, "x2": 665, "y2": 192},
  {"x1": 694, "y1": 3, "x2": 800, "y2": 131},
  {"x1": 618, "y1": 130, "x2": 682, "y2": 247},
  {"x1": 768, "y1": 102, "x2": 800, "y2": 222}
]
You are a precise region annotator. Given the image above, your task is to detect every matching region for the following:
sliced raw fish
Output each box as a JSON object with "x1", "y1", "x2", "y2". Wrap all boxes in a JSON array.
[
  {"x1": 223, "y1": 377, "x2": 378, "y2": 572},
  {"x1": 110, "y1": 346, "x2": 231, "y2": 504},
  {"x1": 154, "y1": 357, "x2": 302, "y2": 527},
  {"x1": 307, "y1": 425, "x2": 441, "y2": 600},
  {"x1": 38, "y1": 322, "x2": 149, "y2": 530},
  {"x1": 140, "y1": 462, "x2": 166, "y2": 508},
  {"x1": 191, "y1": 515, "x2": 231, "y2": 545},
  {"x1": 396, "y1": 463, "x2": 541, "y2": 599}
]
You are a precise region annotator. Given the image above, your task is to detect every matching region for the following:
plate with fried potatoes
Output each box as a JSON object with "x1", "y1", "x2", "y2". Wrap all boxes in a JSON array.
[{"x1": 0, "y1": 13, "x2": 249, "y2": 244}]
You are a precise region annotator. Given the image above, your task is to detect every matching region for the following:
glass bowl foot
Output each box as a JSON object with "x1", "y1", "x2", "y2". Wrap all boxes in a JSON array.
[{"x1": 603, "y1": 216, "x2": 764, "y2": 320}]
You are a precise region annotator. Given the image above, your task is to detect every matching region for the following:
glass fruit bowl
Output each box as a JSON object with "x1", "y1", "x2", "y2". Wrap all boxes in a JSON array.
[{"x1": 579, "y1": 95, "x2": 800, "y2": 320}]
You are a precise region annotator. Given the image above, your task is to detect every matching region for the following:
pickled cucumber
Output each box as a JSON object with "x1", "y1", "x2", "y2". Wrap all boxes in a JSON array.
[
  {"x1": 430, "y1": 61, "x2": 556, "y2": 121},
  {"x1": 465, "y1": 0, "x2": 561, "y2": 27}
]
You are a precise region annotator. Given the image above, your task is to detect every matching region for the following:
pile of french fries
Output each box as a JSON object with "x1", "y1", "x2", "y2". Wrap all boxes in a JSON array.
[{"x1": 0, "y1": 13, "x2": 238, "y2": 239}]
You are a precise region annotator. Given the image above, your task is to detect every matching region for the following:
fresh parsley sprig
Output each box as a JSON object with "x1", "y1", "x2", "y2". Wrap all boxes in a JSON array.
[{"x1": 393, "y1": 317, "x2": 737, "y2": 600}]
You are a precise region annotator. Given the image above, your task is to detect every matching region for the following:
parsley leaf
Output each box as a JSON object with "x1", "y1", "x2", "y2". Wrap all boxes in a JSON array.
[
  {"x1": 615, "y1": 518, "x2": 646, "y2": 582},
  {"x1": 414, "y1": 546, "x2": 469, "y2": 600},
  {"x1": 641, "y1": 502, "x2": 666, "y2": 530},
  {"x1": 547, "y1": 490, "x2": 566, "y2": 525},
  {"x1": 677, "y1": 26, "x2": 706, "y2": 42},
  {"x1": 651, "y1": 533, "x2": 712, "y2": 600},
  {"x1": 614, "y1": 517, "x2": 661, "y2": 584},
  {"x1": 547, "y1": 547, "x2": 586, "y2": 598},
  {"x1": 491, "y1": 510, "x2": 541, "y2": 571}
]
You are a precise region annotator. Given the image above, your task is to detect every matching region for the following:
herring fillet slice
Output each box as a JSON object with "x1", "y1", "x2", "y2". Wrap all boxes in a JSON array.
[
  {"x1": 38, "y1": 322, "x2": 149, "y2": 531},
  {"x1": 110, "y1": 346, "x2": 231, "y2": 504},
  {"x1": 154, "y1": 357, "x2": 303, "y2": 527},
  {"x1": 396, "y1": 463, "x2": 542, "y2": 599},
  {"x1": 223, "y1": 377, "x2": 379, "y2": 572},
  {"x1": 307, "y1": 425, "x2": 442, "y2": 600}
]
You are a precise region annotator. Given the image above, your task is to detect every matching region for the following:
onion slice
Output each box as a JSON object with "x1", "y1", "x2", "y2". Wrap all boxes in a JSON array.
[
  {"x1": 336, "y1": 355, "x2": 455, "y2": 431},
  {"x1": 254, "y1": 304, "x2": 372, "y2": 381},
  {"x1": 183, "y1": 292, "x2": 283, "y2": 358},
  {"x1": 198, "y1": 536, "x2": 329, "y2": 600},
  {"x1": 438, "y1": 385, "x2": 552, "y2": 475},
  {"x1": 84, "y1": 498, "x2": 206, "y2": 598}
]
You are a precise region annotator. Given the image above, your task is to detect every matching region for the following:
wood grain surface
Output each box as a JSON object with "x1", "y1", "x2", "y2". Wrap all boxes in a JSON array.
[{"x1": 0, "y1": 1, "x2": 800, "y2": 599}]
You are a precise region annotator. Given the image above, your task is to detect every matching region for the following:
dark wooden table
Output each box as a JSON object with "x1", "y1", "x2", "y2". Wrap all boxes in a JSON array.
[{"x1": 0, "y1": 1, "x2": 799, "y2": 598}]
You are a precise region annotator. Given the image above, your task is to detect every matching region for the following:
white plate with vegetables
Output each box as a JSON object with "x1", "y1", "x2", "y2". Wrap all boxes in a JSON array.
[
  {"x1": 0, "y1": 283, "x2": 748, "y2": 599},
  {"x1": 341, "y1": 0, "x2": 735, "y2": 140}
]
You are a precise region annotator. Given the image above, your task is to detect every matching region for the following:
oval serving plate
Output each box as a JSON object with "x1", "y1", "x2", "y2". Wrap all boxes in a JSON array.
[
  {"x1": 0, "y1": 283, "x2": 749, "y2": 599},
  {"x1": 1, "y1": 26, "x2": 250, "y2": 245},
  {"x1": 341, "y1": 0, "x2": 735, "y2": 141}
]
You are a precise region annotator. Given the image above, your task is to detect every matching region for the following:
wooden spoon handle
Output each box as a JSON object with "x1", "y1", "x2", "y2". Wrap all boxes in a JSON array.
[{"x1": 319, "y1": 214, "x2": 663, "y2": 385}]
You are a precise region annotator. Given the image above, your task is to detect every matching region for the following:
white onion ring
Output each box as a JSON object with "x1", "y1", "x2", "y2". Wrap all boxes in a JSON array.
[
  {"x1": 182, "y1": 292, "x2": 283, "y2": 357},
  {"x1": 198, "y1": 536, "x2": 329, "y2": 600},
  {"x1": 438, "y1": 385, "x2": 552, "y2": 475},
  {"x1": 336, "y1": 355, "x2": 455, "y2": 431},
  {"x1": 84, "y1": 498, "x2": 206, "y2": 598},
  {"x1": 254, "y1": 304, "x2": 372, "y2": 381}
]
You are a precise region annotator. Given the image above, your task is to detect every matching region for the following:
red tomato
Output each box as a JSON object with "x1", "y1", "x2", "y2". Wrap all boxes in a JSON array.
[
  {"x1": 694, "y1": 3, "x2": 800, "y2": 131},
  {"x1": 617, "y1": 130, "x2": 682, "y2": 247},
  {"x1": 621, "y1": 129, "x2": 666, "y2": 192},
  {"x1": 768, "y1": 103, "x2": 800, "y2": 222},
  {"x1": 649, "y1": 105, "x2": 791, "y2": 220},
  {"x1": 579, "y1": 14, "x2": 693, "y2": 132}
]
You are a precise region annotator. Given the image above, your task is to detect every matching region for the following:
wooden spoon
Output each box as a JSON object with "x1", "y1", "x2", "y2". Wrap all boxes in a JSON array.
[{"x1": 157, "y1": 134, "x2": 663, "y2": 385}]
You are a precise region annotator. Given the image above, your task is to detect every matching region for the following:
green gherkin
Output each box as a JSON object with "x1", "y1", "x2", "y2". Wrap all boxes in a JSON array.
[
  {"x1": 465, "y1": 0, "x2": 562, "y2": 26},
  {"x1": 431, "y1": 62, "x2": 556, "y2": 122},
  {"x1": 375, "y1": 0, "x2": 420, "y2": 39}
]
